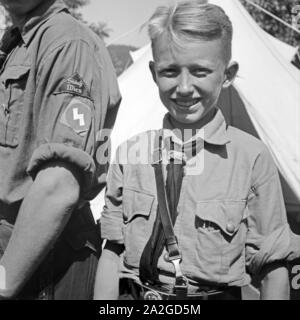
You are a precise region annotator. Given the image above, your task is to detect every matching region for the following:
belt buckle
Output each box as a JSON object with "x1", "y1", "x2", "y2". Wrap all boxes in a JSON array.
[
  {"x1": 175, "y1": 275, "x2": 189, "y2": 289},
  {"x1": 174, "y1": 275, "x2": 188, "y2": 298},
  {"x1": 170, "y1": 258, "x2": 189, "y2": 299},
  {"x1": 143, "y1": 290, "x2": 163, "y2": 300},
  {"x1": 171, "y1": 258, "x2": 183, "y2": 277}
]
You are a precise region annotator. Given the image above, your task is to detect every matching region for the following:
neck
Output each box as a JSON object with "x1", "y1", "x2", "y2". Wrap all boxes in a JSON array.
[{"x1": 169, "y1": 108, "x2": 217, "y2": 142}]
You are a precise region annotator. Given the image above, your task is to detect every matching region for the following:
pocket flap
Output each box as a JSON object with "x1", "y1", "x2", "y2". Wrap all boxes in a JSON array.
[
  {"x1": 123, "y1": 188, "x2": 155, "y2": 223},
  {"x1": 196, "y1": 200, "x2": 247, "y2": 236},
  {"x1": 1, "y1": 65, "x2": 30, "y2": 85}
]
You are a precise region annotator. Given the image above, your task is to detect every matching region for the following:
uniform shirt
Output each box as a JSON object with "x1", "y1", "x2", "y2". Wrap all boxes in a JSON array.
[
  {"x1": 0, "y1": 0, "x2": 121, "y2": 216},
  {"x1": 101, "y1": 109, "x2": 292, "y2": 288}
]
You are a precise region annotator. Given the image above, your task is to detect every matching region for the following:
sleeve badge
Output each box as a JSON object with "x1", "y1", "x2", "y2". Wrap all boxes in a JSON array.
[
  {"x1": 55, "y1": 72, "x2": 91, "y2": 99},
  {"x1": 60, "y1": 98, "x2": 93, "y2": 136}
]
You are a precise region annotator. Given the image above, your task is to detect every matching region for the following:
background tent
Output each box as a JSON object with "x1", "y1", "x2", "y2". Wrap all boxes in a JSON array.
[{"x1": 90, "y1": 0, "x2": 300, "y2": 299}]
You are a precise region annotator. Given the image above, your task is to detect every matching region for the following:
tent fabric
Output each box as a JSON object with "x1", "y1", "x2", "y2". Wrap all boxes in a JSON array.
[
  {"x1": 266, "y1": 32, "x2": 297, "y2": 63},
  {"x1": 213, "y1": 0, "x2": 300, "y2": 206},
  {"x1": 90, "y1": 0, "x2": 300, "y2": 218},
  {"x1": 130, "y1": 33, "x2": 297, "y2": 65}
]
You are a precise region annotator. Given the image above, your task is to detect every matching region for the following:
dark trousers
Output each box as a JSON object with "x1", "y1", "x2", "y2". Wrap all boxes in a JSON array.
[{"x1": 0, "y1": 204, "x2": 101, "y2": 300}]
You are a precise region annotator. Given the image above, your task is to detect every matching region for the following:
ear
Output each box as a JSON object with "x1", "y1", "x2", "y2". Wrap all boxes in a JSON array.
[
  {"x1": 223, "y1": 61, "x2": 239, "y2": 88},
  {"x1": 149, "y1": 61, "x2": 157, "y2": 84}
]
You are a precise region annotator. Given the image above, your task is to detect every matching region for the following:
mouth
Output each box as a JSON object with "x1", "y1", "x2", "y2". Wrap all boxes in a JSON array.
[{"x1": 172, "y1": 98, "x2": 202, "y2": 110}]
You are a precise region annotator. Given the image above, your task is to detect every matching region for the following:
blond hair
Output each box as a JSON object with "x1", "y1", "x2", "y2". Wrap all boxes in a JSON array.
[{"x1": 147, "y1": 0, "x2": 233, "y2": 62}]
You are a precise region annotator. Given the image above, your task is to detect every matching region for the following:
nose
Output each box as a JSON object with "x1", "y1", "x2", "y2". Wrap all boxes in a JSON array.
[{"x1": 176, "y1": 71, "x2": 193, "y2": 96}]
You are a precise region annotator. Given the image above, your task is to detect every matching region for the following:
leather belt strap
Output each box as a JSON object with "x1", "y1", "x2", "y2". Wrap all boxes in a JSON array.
[
  {"x1": 152, "y1": 160, "x2": 181, "y2": 262},
  {"x1": 130, "y1": 280, "x2": 229, "y2": 300},
  {"x1": 152, "y1": 135, "x2": 188, "y2": 298},
  {"x1": 139, "y1": 132, "x2": 186, "y2": 298}
]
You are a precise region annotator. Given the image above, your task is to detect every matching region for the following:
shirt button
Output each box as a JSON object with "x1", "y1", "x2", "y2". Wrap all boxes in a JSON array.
[{"x1": 226, "y1": 222, "x2": 235, "y2": 234}]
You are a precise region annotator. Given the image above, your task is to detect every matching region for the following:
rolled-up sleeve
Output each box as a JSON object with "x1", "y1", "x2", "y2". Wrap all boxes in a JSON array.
[
  {"x1": 27, "y1": 143, "x2": 95, "y2": 192},
  {"x1": 26, "y1": 39, "x2": 121, "y2": 198},
  {"x1": 246, "y1": 146, "x2": 291, "y2": 274}
]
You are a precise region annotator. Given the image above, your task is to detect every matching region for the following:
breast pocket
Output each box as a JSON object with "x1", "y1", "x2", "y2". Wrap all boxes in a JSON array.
[
  {"x1": 0, "y1": 65, "x2": 30, "y2": 147},
  {"x1": 195, "y1": 200, "x2": 248, "y2": 280},
  {"x1": 123, "y1": 188, "x2": 155, "y2": 268}
]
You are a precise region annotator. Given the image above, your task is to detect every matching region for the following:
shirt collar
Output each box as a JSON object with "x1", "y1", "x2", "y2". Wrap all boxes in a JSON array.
[
  {"x1": 18, "y1": 0, "x2": 68, "y2": 46},
  {"x1": 162, "y1": 108, "x2": 230, "y2": 147}
]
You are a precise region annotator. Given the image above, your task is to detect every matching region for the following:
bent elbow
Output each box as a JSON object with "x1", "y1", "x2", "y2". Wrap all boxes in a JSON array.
[{"x1": 33, "y1": 161, "x2": 81, "y2": 207}]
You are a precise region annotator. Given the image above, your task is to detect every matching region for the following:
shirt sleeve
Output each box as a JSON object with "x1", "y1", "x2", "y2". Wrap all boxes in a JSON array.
[
  {"x1": 26, "y1": 39, "x2": 121, "y2": 199},
  {"x1": 100, "y1": 147, "x2": 125, "y2": 244},
  {"x1": 245, "y1": 145, "x2": 291, "y2": 274}
]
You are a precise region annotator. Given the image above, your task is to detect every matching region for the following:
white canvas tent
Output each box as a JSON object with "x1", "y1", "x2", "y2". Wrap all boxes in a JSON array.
[{"x1": 91, "y1": 0, "x2": 300, "y2": 220}]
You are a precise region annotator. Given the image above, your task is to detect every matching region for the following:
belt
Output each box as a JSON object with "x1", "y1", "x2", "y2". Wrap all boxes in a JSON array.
[{"x1": 128, "y1": 280, "x2": 241, "y2": 300}]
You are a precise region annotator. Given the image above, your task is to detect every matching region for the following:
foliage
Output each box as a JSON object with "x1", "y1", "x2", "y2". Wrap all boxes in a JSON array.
[
  {"x1": 62, "y1": 0, "x2": 111, "y2": 41},
  {"x1": 89, "y1": 22, "x2": 112, "y2": 40},
  {"x1": 63, "y1": 0, "x2": 90, "y2": 10},
  {"x1": 62, "y1": 1, "x2": 135, "y2": 75},
  {"x1": 240, "y1": 0, "x2": 300, "y2": 46}
]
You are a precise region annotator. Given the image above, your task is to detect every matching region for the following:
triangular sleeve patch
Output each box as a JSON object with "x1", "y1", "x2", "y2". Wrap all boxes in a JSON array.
[{"x1": 55, "y1": 72, "x2": 91, "y2": 99}]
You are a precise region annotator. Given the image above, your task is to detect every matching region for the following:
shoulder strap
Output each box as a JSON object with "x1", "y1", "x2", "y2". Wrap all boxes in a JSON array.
[
  {"x1": 152, "y1": 148, "x2": 181, "y2": 262},
  {"x1": 139, "y1": 131, "x2": 188, "y2": 298}
]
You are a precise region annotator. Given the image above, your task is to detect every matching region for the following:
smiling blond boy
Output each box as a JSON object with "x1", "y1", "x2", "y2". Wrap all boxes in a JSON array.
[{"x1": 94, "y1": 0, "x2": 294, "y2": 300}]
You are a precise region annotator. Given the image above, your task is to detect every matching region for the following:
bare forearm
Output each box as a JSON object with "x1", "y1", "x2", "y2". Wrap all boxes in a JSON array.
[
  {"x1": 0, "y1": 163, "x2": 80, "y2": 298},
  {"x1": 94, "y1": 248, "x2": 121, "y2": 300},
  {"x1": 260, "y1": 265, "x2": 290, "y2": 300}
]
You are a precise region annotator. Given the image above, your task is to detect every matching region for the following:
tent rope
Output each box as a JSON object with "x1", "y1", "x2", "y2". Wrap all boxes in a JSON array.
[
  {"x1": 106, "y1": 23, "x2": 143, "y2": 47},
  {"x1": 243, "y1": 0, "x2": 300, "y2": 35}
]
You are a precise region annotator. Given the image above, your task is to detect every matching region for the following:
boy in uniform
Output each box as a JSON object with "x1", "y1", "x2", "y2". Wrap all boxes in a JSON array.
[{"x1": 94, "y1": 0, "x2": 296, "y2": 300}]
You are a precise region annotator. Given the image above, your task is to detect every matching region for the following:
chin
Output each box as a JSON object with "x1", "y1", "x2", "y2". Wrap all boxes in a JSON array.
[
  {"x1": 171, "y1": 115, "x2": 201, "y2": 126},
  {"x1": 176, "y1": 112, "x2": 205, "y2": 124}
]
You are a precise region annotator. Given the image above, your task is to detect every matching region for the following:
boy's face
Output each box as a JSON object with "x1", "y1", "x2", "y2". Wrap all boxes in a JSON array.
[{"x1": 150, "y1": 34, "x2": 238, "y2": 125}]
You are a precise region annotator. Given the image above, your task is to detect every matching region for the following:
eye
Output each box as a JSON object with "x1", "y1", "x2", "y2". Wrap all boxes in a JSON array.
[
  {"x1": 192, "y1": 70, "x2": 208, "y2": 78},
  {"x1": 191, "y1": 68, "x2": 212, "y2": 78},
  {"x1": 158, "y1": 68, "x2": 178, "y2": 77}
]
